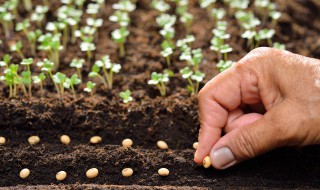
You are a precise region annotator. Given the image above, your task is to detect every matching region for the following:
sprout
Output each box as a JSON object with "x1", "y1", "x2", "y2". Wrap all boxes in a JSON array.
[
  {"x1": 160, "y1": 47, "x2": 173, "y2": 67},
  {"x1": 148, "y1": 72, "x2": 169, "y2": 96},
  {"x1": 235, "y1": 11, "x2": 261, "y2": 31},
  {"x1": 3, "y1": 64, "x2": 27, "y2": 97},
  {"x1": 86, "y1": 3, "x2": 100, "y2": 17},
  {"x1": 70, "y1": 58, "x2": 85, "y2": 80},
  {"x1": 15, "y1": 19, "x2": 30, "y2": 37},
  {"x1": 160, "y1": 27, "x2": 175, "y2": 42},
  {"x1": 37, "y1": 59, "x2": 60, "y2": 95},
  {"x1": 0, "y1": 54, "x2": 10, "y2": 68},
  {"x1": 156, "y1": 14, "x2": 176, "y2": 29},
  {"x1": 269, "y1": 11, "x2": 281, "y2": 26},
  {"x1": 255, "y1": 28, "x2": 275, "y2": 47},
  {"x1": 216, "y1": 21, "x2": 228, "y2": 31},
  {"x1": 86, "y1": 18, "x2": 103, "y2": 29},
  {"x1": 180, "y1": 66, "x2": 205, "y2": 95},
  {"x1": 80, "y1": 37, "x2": 96, "y2": 60},
  {"x1": 94, "y1": 55, "x2": 121, "y2": 89},
  {"x1": 31, "y1": 5, "x2": 49, "y2": 27},
  {"x1": 119, "y1": 89, "x2": 133, "y2": 103},
  {"x1": 200, "y1": 0, "x2": 216, "y2": 9},
  {"x1": 10, "y1": 41, "x2": 25, "y2": 59},
  {"x1": 111, "y1": 27, "x2": 130, "y2": 58},
  {"x1": 0, "y1": 6, "x2": 15, "y2": 38},
  {"x1": 229, "y1": 0, "x2": 249, "y2": 10},
  {"x1": 27, "y1": 29, "x2": 42, "y2": 55},
  {"x1": 109, "y1": 10, "x2": 130, "y2": 27},
  {"x1": 217, "y1": 60, "x2": 235, "y2": 72},
  {"x1": 63, "y1": 74, "x2": 81, "y2": 99},
  {"x1": 84, "y1": 81, "x2": 96, "y2": 95},
  {"x1": 32, "y1": 73, "x2": 46, "y2": 96},
  {"x1": 38, "y1": 33, "x2": 63, "y2": 70},
  {"x1": 211, "y1": 8, "x2": 226, "y2": 21},
  {"x1": 113, "y1": 0, "x2": 136, "y2": 12},
  {"x1": 151, "y1": 0, "x2": 170, "y2": 13},
  {"x1": 180, "y1": 12, "x2": 193, "y2": 33},
  {"x1": 273, "y1": 42, "x2": 286, "y2": 50},
  {"x1": 21, "y1": 58, "x2": 33, "y2": 97}
]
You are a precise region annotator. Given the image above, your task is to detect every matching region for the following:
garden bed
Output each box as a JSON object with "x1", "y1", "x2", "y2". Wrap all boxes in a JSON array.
[{"x1": 0, "y1": 0, "x2": 320, "y2": 189}]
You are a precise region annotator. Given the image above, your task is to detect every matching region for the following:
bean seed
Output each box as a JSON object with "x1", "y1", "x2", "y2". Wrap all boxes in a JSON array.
[
  {"x1": 0, "y1": 137, "x2": 6, "y2": 145},
  {"x1": 203, "y1": 156, "x2": 211, "y2": 168},
  {"x1": 28, "y1": 136, "x2": 40, "y2": 145},
  {"x1": 193, "y1": 142, "x2": 198, "y2": 150},
  {"x1": 157, "y1": 140, "x2": 168, "y2": 149},
  {"x1": 86, "y1": 168, "x2": 99, "y2": 178},
  {"x1": 20, "y1": 168, "x2": 30, "y2": 179},
  {"x1": 158, "y1": 168, "x2": 169, "y2": 176},
  {"x1": 122, "y1": 168, "x2": 133, "y2": 177},
  {"x1": 56, "y1": 171, "x2": 67, "y2": 181},
  {"x1": 122, "y1": 138, "x2": 133, "y2": 147},
  {"x1": 60, "y1": 135, "x2": 71, "y2": 145},
  {"x1": 90, "y1": 136, "x2": 102, "y2": 144}
]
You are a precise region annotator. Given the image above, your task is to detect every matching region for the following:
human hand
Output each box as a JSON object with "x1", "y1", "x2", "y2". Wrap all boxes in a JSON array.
[{"x1": 194, "y1": 47, "x2": 320, "y2": 169}]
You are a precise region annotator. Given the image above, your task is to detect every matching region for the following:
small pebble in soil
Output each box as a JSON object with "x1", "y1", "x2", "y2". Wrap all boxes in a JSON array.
[
  {"x1": 90, "y1": 136, "x2": 102, "y2": 144},
  {"x1": 0, "y1": 137, "x2": 6, "y2": 145},
  {"x1": 203, "y1": 156, "x2": 211, "y2": 168},
  {"x1": 158, "y1": 168, "x2": 170, "y2": 176},
  {"x1": 193, "y1": 142, "x2": 198, "y2": 150},
  {"x1": 122, "y1": 138, "x2": 133, "y2": 147},
  {"x1": 86, "y1": 168, "x2": 99, "y2": 178},
  {"x1": 60, "y1": 135, "x2": 71, "y2": 145},
  {"x1": 157, "y1": 140, "x2": 169, "y2": 149},
  {"x1": 122, "y1": 168, "x2": 133, "y2": 177},
  {"x1": 56, "y1": 171, "x2": 67, "y2": 181},
  {"x1": 19, "y1": 168, "x2": 30, "y2": 179},
  {"x1": 28, "y1": 136, "x2": 40, "y2": 145}
]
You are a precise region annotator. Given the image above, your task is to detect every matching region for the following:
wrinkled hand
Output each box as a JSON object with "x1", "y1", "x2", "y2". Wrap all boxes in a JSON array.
[{"x1": 194, "y1": 47, "x2": 320, "y2": 169}]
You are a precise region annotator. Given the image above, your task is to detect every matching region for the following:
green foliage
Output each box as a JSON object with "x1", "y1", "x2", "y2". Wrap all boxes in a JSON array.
[
  {"x1": 119, "y1": 89, "x2": 133, "y2": 103},
  {"x1": 148, "y1": 72, "x2": 169, "y2": 96}
]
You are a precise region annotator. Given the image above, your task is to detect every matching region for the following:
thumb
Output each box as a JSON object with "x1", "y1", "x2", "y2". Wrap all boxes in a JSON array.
[{"x1": 210, "y1": 105, "x2": 287, "y2": 170}]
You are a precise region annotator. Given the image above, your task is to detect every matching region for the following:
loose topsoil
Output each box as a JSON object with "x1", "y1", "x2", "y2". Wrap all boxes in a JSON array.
[{"x1": 0, "y1": 0, "x2": 320, "y2": 189}]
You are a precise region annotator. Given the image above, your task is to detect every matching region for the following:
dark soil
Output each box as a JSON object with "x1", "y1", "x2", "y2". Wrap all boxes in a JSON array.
[{"x1": 0, "y1": 0, "x2": 320, "y2": 189}]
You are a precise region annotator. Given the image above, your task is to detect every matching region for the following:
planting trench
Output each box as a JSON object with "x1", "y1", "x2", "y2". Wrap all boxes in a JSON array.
[{"x1": 0, "y1": 0, "x2": 320, "y2": 189}]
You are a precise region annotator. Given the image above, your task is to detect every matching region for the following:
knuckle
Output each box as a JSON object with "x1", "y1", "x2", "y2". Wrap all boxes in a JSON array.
[{"x1": 233, "y1": 128, "x2": 260, "y2": 159}]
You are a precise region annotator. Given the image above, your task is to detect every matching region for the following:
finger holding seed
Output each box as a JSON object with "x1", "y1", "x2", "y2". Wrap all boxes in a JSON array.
[
  {"x1": 122, "y1": 168, "x2": 133, "y2": 177},
  {"x1": 20, "y1": 168, "x2": 30, "y2": 179},
  {"x1": 56, "y1": 171, "x2": 67, "y2": 181},
  {"x1": 158, "y1": 168, "x2": 170, "y2": 176},
  {"x1": 60, "y1": 135, "x2": 71, "y2": 145},
  {"x1": 90, "y1": 136, "x2": 102, "y2": 144},
  {"x1": 28, "y1": 136, "x2": 40, "y2": 145},
  {"x1": 157, "y1": 140, "x2": 169, "y2": 150},
  {"x1": 203, "y1": 156, "x2": 211, "y2": 168},
  {"x1": 86, "y1": 168, "x2": 99, "y2": 178},
  {"x1": 0, "y1": 137, "x2": 6, "y2": 145},
  {"x1": 122, "y1": 138, "x2": 133, "y2": 147}
]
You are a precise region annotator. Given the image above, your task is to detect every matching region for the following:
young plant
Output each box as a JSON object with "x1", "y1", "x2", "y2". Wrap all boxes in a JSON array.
[
  {"x1": 38, "y1": 33, "x2": 63, "y2": 70},
  {"x1": 200, "y1": 0, "x2": 216, "y2": 15},
  {"x1": 52, "y1": 72, "x2": 67, "y2": 98},
  {"x1": 94, "y1": 55, "x2": 121, "y2": 89},
  {"x1": 273, "y1": 42, "x2": 286, "y2": 50},
  {"x1": 88, "y1": 65, "x2": 108, "y2": 88},
  {"x1": 255, "y1": 28, "x2": 275, "y2": 47},
  {"x1": 111, "y1": 27, "x2": 130, "y2": 58},
  {"x1": 151, "y1": 0, "x2": 170, "y2": 13},
  {"x1": 217, "y1": 60, "x2": 235, "y2": 72},
  {"x1": 21, "y1": 58, "x2": 33, "y2": 97},
  {"x1": 109, "y1": 10, "x2": 130, "y2": 27},
  {"x1": 32, "y1": 73, "x2": 46, "y2": 96},
  {"x1": 156, "y1": 14, "x2": 176, "y2": 29},
  {"x1": 148, "y1": 72, "x2": 169, "y2": 96},
  {"x1": 113, "y1": 0, "x2": 136, "y2": 12},
  {"x1": 63, "y1": 74, "x2": 81, "y2": 99},
  {"x1": 119, "y1": 89, "x2": 133, "y2": 103},
  {"x1": 15, "y1": 19, "x2": 30, "y2": 37},
  {"x1": 241, "y1": 30, "x2": 257, "y2": 49},
  {"x1": 0, "y1": 7, "x2": 15, "y2": 38},
  {"x1": 75, "y1": 26, "x2": 97, "y2": 60},
  {"x1": 211, "y1": 8, "x2": 226, "y2": 22},
  {"x1": 10, "y1": 41, "x2": 25, "y2": 59},
  {"x1": 180, "y1": 12, "x2": 193, "y2": 34},
  {"x1": 160, "y1": 47, "x2": 173, "y2": 68},
  {"x1": 37, "y1": 59, "x2": 60, "y2": 95},
  {"x1": 84, "y1": 81, "x2": 96, "y2": 96},
  {"x1": 235, "y1": 11, "x2": 261, "y2": 31},
  {"x1": 70, "y1": 58, "x2": 85, "y2": 80},
  {"x1": 27, "y1": 29, "x2": 42, "y2": 55},
  {"x1": 269, "y1": 11, "x2": 281, "y2": 27},
  {"x1": 31, "y1": 5, "x2": 49, "y2": 28}
]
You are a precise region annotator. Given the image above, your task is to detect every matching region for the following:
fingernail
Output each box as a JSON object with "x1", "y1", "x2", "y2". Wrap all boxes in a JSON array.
[{"x1": 211, "y1": 147, "x2": 236, "y2": 169}]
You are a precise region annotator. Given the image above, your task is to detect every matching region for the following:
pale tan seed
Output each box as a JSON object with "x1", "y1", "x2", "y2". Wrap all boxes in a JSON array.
[
  {"x1": 20, "y1": 168, "x2": 30, "y2": 179},
  {"x1": 122, "y1": 138, "x2": 133, "y2": 147},
  {"x1": 60, "y1": 135, "x2": 71, "y2": 145},
  {"x1": 28, "y1": 136, "x2": 40, "y2": 145},
  {"x1": 122, "y1": 168, "x2": 133, "y2": 177},
  {"x1": 157, "y1": 141, "x2": 168, "y2": 149},
  {"x1": 158, "y1": 168, "x2": 170, "y2": 176},
  {"x1": 86, "y1": 168, "x2": 99, "y2": 178},
  {"x1": 56, "y1": 171, "x2": 67, "y2": 181},
  {"x1": 203, "y1": 156, "x2": 211, "y2": 168},
  {"x1": 193, "y1": 142, "x2": 198, "y2": 150},
  {"x1": 0, "y1": 137, "x2": 6, "y2": 145},
  {"x1": 90, "y1": 136, "x2": 102, "y2": 144}
]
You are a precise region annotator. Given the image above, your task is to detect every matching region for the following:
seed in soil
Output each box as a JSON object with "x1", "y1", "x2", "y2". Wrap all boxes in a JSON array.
[
  {"x1": 0, "y1": 137, "x2": 6, "y2": 145},
  {"x1": 193, "y1": 142, "x2": 198, "y2": 150},
  {"x1": 19, "y1": 168, "x2": 30, "y2": 179},
  {"x1": 158, "y1": 168, "x2": 170, "y2": 176},
  {"x1": 203, "y1": 156, "x2": 211, "y2": 168},
  {"x1": 90, "y1": 136, "x2": 102, "y2": 144},
  {"x1": 60, "y1": 135, "x2": 71, "y2": 145},
  {"x1": 56, "y1": 171, "x2": 67, "y2": 181},
  {"x1": 122, "y1": 168, "x2": 133, "y2": 177},
  {"x1": 122, "y1": 138, "x2": 133, "y2": 147},
  {"x1": 157, "y1": 140, "x2": 169, "y2": 149},
  {"x1": 28, "y1": 136, "x2": 40, "y2": 145},
  {"x1": 86, "y1": 168, "x2": 99, "y2": 178}
]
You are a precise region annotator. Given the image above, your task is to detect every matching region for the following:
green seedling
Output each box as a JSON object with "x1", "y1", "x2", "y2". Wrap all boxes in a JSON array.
[
  {"x1": 32, "y1": 73, "x2": 46, "y2": 96},
  {"x1": 38, "y1": 33, "x2": 63, "y2": 70},
  {"x1": 86, "y1": 18, "x2": 103, "y2": 31},
  {"x1": 27, "y1": 29, "x2": 42, "y2": 55},
  {"x1": 119, "y1": 89, "x2": 133, "y2": 103},
  {"x1": 111, "y1": 27, "x2": 130, "y2": 58},
  {"x1": 200, "y1": 0, "x2": 216, "y2": 15},
  {"x1": 151, "y1": 0, "x2": 170, "y2": 13},
  {"x1": 235, "y1": 11, "x2": 261, "y2": 31},
  {"x1": 37, "y1": 59, "x2": 60, "y2": 95},
  {"x1": 3, "y1": 64, "x2": 27, "y2": 97},
  {"x1": 84, "y1": 81, "x2": 96, "y2": 96},
  {"x1": 217, "y1": 60, "x2": 234, "y2": 72},
  {"x1": 160, "y1": 47, "x2": 173, "y2": 68},
  {"x1": 229, "y1": 0, "x2": 249, "y2": 11},
  {"x1": 52, "y1": 72, "x2": 67, "y2": 98},
  {"x1": 109, "y1": 10, "x2": 130, "y2": 27},
  {"x1": 0, "y1": 54, "x2": 10, "y2": 68},
  {"x1": 63, "y1": 74, "x2": 81, "y2": 99},
  {"x1": 89, "y1": 64, "x2": 108, "y2": 88},
  {"x1": 241, "y1": 30, "x2": 257, "y2": 49},
  {"x1": 86, "y1": 3, "x2": 100, "y2": 18},
  {"x1": 31, "y1": 5, "x2": 49, "y2": 28},
  {"x1": 273, "y1": 42, "x2": 285, "y2": 50},
  {"x1": 94, "y1": 55, "x2": 121, "y2": 89},
  {"x1": 180, "y1": 12, "x2": 193, "y2": 34},
  {"x1": 15, "y1": 19, "x2": 30, "y2": 37},
  {"x1": 148, "y1": 72, "x2": 169, "y2": 96},
  {"x1": 21, "y1": 58, "x2": 33, "y2": 97},
  {"x1": 113, "y1": 0, "x2": 136, "y2": 12},
  {"x1": 80, "y1": 37, "x2": 96, "y2": 60},
  {"x1": 211, "y1": 8, "x2": 226, "y2": 21},
  {"x1": 70, "y1": 58, "x2": 85, "y2": 80},
  {"x1": 210, "y1": 37, "x2": 232, "y2": 60},
  {"x1": 180, "y1": 66, "x2": 205, "y2": 95},
  {"x1": 269, "y1": 11, "x2": 281, "y2": 27},
  {"x1": 160, "y1": 27, "x2": 175, "y2": 43},
  {"x1": 156, "y1": 14, "x2": 176, "y2": 29},
  {"x1": 0, "y1": 6, "x2": 15, "y2": 38},
  {"x1": 255, "y1": 28, "x2": 275, "y2": 47},
  {"x1": 10, "y1": 41, "x2": 25, "y2": 59}
]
